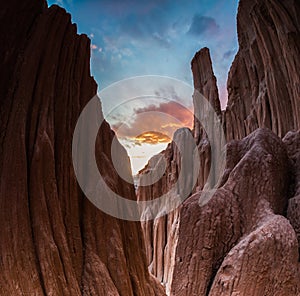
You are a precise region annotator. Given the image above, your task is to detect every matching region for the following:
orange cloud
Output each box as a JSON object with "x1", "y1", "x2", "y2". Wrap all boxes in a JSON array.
[
  {"x1": 112, "y1": 101, "x2": 194, "y2": 145},
  {"x1": 91, "y1": 44, "x2": 98, "y2": 50},
  {"x1": 134, "y1": 101, "x2": 193, "y2": 128},
  {"x1": 135, "y1": 131, "x2": 171, "y2": 145}
]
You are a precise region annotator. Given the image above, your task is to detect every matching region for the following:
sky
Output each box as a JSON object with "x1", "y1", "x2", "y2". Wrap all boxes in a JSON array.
[{"x1": 48, "y1": 0, "x2": 239, "y2": 174}]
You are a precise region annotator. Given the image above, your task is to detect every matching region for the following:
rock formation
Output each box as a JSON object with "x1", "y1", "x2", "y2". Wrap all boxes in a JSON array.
[
  {"x1": 170, "y1": 128, "x2": 299, "y2": 295},
  {"x1": 224, "y1": 0, "x2": 300, "y2": 140},
  {"x1": 138, "y1": 0, "x2": 300, "y2": 295},
  {"x1": 1, "y1": 0, "x2": 300, "y2": 295},
  {"x1": 0, "y1": 1, "x2": 165, "y2": 295},
  {"x1": 285, "y1": 130, "x2": 300, "y2": 254}
]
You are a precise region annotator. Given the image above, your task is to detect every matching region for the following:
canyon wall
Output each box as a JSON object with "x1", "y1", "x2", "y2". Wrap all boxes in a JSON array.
[
  {"x1": 1, "y1": 0, "x2": 300, "y2": 295},
  {"x1": 138, "y1": 0, "x2": 300, "y2": 295},
  {"x1": 0, "y1": 1, "x2": 165, "y2": 295},
  {"x1": 224, "y1": 0, "x2": 300, "y2": 140}
]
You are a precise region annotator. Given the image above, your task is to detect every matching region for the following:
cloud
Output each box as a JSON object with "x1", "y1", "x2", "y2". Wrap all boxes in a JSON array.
[
  {"x1": 188, "y1": 15, "x2": 219, "y2": 36},
  {"x1": 99, "y1": 0, "x2": 167, "y2": 16},
  {"x1": 134, "y1": 101, "x2": 193, "y2": 127},
  {"x1": 112, "y1": 101, "x2": 194, "y2": 145},
  {"x1": 152, "y1": 32, "x2": 171, "y2": 48},
  {"x1": 223, "y1": 49, "x2": 236, "y2": 60},
  {"x1": 135, "y1": 131, "x2": 171, "y2": 145},
  {"x1": 49, "y1": 0, "x2": 72, "y2": 6},
  {"x1": 117, "y1": 17, "x2": 171, "y2": 49},
  {"x1": 112, "y1": 5, "x2": 173, "y2": 49}
]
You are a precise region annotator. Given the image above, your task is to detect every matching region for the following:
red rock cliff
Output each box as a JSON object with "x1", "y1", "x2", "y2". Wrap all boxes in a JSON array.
[
  {"x1": 138, "y1": 0, "x2": 300, "y2": 295},
  {"x1": 0, "y1": 1, "x2": 165, "y2": 295},
  {"x1": 224, "y1": 0, "x2": 300, "y2": 140}
]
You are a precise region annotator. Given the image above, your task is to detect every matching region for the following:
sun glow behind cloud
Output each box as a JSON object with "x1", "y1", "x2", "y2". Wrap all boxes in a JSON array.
[
  {"x1": 110, "y1": 99, "x2": 194, "y2": 174},
  {"x1": 135, "y1": 131, "x2": 171, "y2": 145}
]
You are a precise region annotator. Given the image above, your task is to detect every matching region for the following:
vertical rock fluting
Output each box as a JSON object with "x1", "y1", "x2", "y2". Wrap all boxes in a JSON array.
[
  {"x1": 138, "y1": 128, "x2": 194, "y2": 293},
  {"x1": 284, "y1": 131, "x2": 300, "y2": 254},
  {"x1": 225, "y1": 0, "x2": 300, "y2": 140},
  {"x1": 191, "y1": 47, "x2": 222, "y2": 192},
  {"x1": 137, "y1": 47, "x2": 223, "y2": 294},
  {"x1": 171, "y1": 129, "x2": 300, "y2": 296},
  {"x1": 0, "y1": 1, "x2": 165, "y2": 295},
  {"x1": 138, "y1": 0, "x2": 300, "y2": 295}
]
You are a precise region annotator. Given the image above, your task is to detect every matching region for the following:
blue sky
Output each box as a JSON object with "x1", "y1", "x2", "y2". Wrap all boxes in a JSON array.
[
  {"x1": 48, "y1": 0, "x2": 239, "y2": 173},
  {"x1": 48, "y1": 0, "x2": 238, "y2": 106}
]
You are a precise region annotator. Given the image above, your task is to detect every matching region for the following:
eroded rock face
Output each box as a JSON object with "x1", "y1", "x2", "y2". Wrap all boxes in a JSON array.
[
  {"x1": 171, "y1": 129, "x2": 299, "y2": 295},
  {"x1": 138, "y1": 0, "x2": 300, "y2": 295},
  {"x1": 192, "y1": 47, "x2": 221, "y2": 144},
  {"x1": 138, "y1": 47, "x2": 225, "y2": 294},
  {"x1": 224, "y1": 0, "x2": 300, "y2": 140},
  {"x1": 0, "y1": 1, "x2": 165, "y2": 295},
  {"x1": 138, "y1": 128, "x2": 194, "y2": 288},
  {"x1": 285, "y1": 131, "x2": 300, "y2": 254},
  {"x1": 137, "y1": 49, "x2": 221, "y2": 293},
  {"x1": 140, "y1": 129, "x2": 300, "y2": 295}
]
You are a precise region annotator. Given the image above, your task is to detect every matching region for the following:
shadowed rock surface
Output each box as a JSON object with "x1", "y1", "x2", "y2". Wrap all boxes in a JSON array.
[
  {"x1": 138, "y1": 0, "x2": 300, "y2": 295},
  {"x1": 0, "y1": 1, "x2": 165, "y2": 295}
]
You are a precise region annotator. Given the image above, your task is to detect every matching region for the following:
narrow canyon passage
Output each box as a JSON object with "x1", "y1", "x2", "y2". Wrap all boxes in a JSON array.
[{"x1": 0, "y1": 0, "x2": 299, "y2": 295}]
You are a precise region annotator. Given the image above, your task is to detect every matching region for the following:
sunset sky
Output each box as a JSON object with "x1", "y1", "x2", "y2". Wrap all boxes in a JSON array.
[{"x1": 48, "y1": 0, "x2": 239, "y2": 174}]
